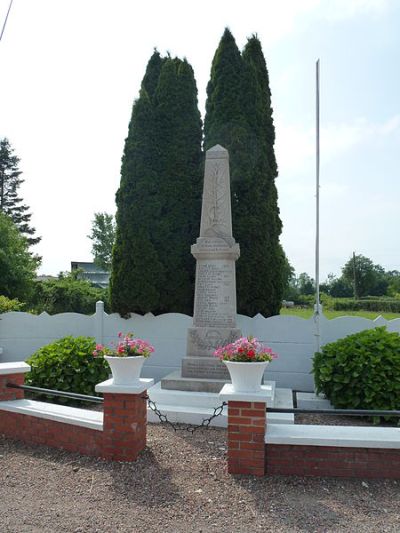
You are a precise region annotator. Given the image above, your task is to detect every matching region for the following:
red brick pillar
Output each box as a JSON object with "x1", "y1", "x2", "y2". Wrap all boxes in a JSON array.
[
  {"x1": 0, "y1": 363, "x2": 30, "y2": 401},
  {"x1": 226, "y1": 401, "x2": 267, "y2": 476},
  {"x1": 96, "y1": 377, "x2": 154, "y2": 462},
  {"x1": 220, "y1": 385, "x2": 268, "y2": 477}
]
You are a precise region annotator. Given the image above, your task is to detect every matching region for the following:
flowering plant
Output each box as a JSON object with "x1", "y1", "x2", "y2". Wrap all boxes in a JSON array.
[
  {"x1": 214, "y1": 336, "x2": 277, "y2": 363},
  {"x1": 92, "y1": 332, "x2": 154, "y2": 358}
]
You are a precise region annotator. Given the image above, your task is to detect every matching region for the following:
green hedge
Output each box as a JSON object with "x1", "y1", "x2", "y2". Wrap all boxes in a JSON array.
[
  {"x1": 332, "y1": 298, "x2": 400, "y2": 313},
  {"x1": 313, "y1": 327, "x2": 400, "y2": 423},
  {"x1": 26, "y1": 336, "x2": 109, "y2": 404}
]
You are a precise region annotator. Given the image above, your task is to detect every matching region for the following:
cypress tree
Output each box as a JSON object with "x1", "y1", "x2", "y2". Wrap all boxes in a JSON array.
[
  {"x1": 204, "y1": 29, "x2": 284, "y2": 316},
  {"x1": 110, "y1": 52, "x2": 202, "y2": 316},
  {"x1": 152, "y1": 57, "x2": 202, "y2": 314},
  {"x1": 110, "y1": 51, "x2": 166, "y2": 316}
]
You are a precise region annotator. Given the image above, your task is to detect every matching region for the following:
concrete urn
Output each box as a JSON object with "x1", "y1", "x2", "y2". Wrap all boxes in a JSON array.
[
  {"x1": 223, "y1": 360, "x2": 269, "y2": 393},
  {"x1": 104, "y1": 355, "x2": 146, "y2": 386}
]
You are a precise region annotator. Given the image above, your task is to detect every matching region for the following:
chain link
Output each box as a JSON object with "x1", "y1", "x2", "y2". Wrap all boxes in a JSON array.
[{"x1": 144, "y1": 396, "x2": 227, "y2": 434}]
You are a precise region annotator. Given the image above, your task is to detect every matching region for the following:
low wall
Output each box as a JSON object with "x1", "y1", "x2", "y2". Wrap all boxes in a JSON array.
[
  {"x1": 265, "y1": 444, "x2": 400, "y2": 479},
  {"x1": 1, "y1": 303, "x2": 399, "y2": 391},
  {"x1": 221, "y1": 393, "x2": 400, "y2": 479},
  {"x1": 0, "y1": 363, "x2": 151, "y2": 462}
]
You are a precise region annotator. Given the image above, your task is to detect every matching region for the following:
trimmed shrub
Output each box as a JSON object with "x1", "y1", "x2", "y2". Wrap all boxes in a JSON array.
[
  {"x1": 26, "y1": 336, "x2": 109, "y2": 404},
  {"x1": 313, "y1": 327, "x2": 400, "y2": 423}
]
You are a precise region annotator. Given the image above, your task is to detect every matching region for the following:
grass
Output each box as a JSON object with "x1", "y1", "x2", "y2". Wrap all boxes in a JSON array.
[{"x1": 280, "y1": 307, "x2": 400, "y2": 320}]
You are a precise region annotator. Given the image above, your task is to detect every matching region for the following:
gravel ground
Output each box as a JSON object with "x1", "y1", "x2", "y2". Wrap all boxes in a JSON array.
[{"x1": 1, "y1": 418, "x2": 399, "y2": 533}]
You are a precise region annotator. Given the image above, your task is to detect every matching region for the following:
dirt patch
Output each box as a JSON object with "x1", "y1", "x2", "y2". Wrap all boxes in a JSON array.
[{"x1": 1, "y1": 423, "x2": 399, "y2": 533}]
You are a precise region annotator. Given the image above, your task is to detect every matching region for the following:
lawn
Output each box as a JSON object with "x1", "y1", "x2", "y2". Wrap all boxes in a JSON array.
[{"x1": 280, "y1": 307, "x2": 400, "y2": 320}]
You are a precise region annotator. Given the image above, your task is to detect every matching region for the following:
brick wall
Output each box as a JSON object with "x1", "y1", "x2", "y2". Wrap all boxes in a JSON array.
[
  {"x1": 265, "y1": 444, "x2": 400, "y2": 479},
  {"x1": 0, "y1": 373, "x2": 25, "y2": 400},
  {"x1": 223, "y1": 391, "x2": 400, "y2": 480},
  {"x1": 0, "y1": 411, "x2": 103, "y2": 457},
  {"x1": 0, "y1": 364, "x2": 151, "y2": 462},
  {"x1": 102, "y1": 392, "x2": 147, "y2": 461},
  {"x1": 227, "y1": 401, "x2": 266, "y2": 476}
]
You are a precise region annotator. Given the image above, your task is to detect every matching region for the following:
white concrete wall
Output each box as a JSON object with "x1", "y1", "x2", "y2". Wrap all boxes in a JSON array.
[{"x1": 1, "y1": 302, "x2": 399, "y2": 391}]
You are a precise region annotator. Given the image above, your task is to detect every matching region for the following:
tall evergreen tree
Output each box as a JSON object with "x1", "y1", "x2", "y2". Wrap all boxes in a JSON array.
[
  {"x1": 110, "y1": 52, "x2": 202, "y2": 316},
  {"x1": 0, "y1": 138, "x2": 41, "y2": 246},
  {"x1": 204, "y1": 29, "x2": 284, "y2": 316}
]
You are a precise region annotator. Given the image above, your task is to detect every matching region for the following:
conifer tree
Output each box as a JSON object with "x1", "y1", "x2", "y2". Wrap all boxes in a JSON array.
[
  {"x1": 110, "y1": 52, "x2": 202, "y2": 315},
  {"x1": 204, "y1": 29, "x2": 284, "y2": 316},
  {"x1": 0, "y1": 138, "x2": 41, "y2": 246}
]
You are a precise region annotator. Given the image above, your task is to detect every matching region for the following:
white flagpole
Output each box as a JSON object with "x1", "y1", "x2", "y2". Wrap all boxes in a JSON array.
[
  {"x1": 315, "y1": 59, "x2": 321, "y2": 353},
  {"x1": 0, "y1": 0, "x2": 13, "y2": 43}
]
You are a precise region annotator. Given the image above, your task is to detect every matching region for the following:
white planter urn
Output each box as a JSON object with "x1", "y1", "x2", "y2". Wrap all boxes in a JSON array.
[
  {"x1": 223, "y1": 360, "x2": 269, "y2": 393},
  {"x1": 104, "y1": 355, "x2": 145, "y2": 385}
]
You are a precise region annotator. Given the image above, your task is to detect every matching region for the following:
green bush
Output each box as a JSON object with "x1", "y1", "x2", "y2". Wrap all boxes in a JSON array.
[
  {"x1": 313, "y1": 327, "x2": 400, "y2": 423},
  {"x1": 0, "y1": 295, "x2": 25, "y2": 313},
  {"x1": 332, "y1": 298, "x2": 400, "y2": 313},
  {"x1": 26, "y1": 336, "x2": 109, "y2": 404}
]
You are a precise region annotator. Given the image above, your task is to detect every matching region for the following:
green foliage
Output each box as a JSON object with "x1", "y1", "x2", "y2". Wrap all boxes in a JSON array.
[
  {"x1": 204, "y1": 30, "x2": 284, "y2": 317},
  {"x1": 30, "y1": 272, "x2": 109, "y2": 314},
  {"x1": 26, "y1": 336, "x2": 109, "y2": 403},
  {"x1": 0, "y1": 295, "x2": 25, "y2": 313},
  {"x1": 111, "y1": 51, "x2": 202, "y2": 316},
  {"x1": 0, "y1": 138, "x2": 41, "y2": 246},
  {"x1": 0, "y1": 211, "x2": 39, "y2": 301},
  {"x1": 88, "y1": 212, "x2": 115, "y2": 271},
  {"x1": 313, "y1": 327, "x2": 400, "y2": 423},
  {"x1": 386, "y1": 270, "x2": 400, "y2": 298},
  {"x1": 332, "y1": 298, "x2": 400, "y2": 313},
  {"x1": 342, "y1": 254, "x2": 387, "y2": 298}
]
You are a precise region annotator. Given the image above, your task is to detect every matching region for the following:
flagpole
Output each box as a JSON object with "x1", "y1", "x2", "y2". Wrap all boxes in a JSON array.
[
  {"x1": 0, "y1": 0, "x2": 13, "y2": 43},
  {"x1": 315, "y1": 59, "x2": 321, "y2": 353}
]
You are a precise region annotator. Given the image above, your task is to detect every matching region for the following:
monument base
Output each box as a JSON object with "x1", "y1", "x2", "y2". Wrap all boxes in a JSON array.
[{"x1": 161, "y1": 370, "x2": 229, "y2": 393}]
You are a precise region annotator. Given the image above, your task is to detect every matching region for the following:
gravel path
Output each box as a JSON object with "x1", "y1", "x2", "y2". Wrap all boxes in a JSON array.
[{"x1": 1, "y1": 421, "x2": 399, "y2": 533}]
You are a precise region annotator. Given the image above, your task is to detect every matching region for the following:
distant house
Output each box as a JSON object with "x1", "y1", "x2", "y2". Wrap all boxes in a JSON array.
[{"x1": 71, "y1": 261, "x2": 110, "y2": 289}]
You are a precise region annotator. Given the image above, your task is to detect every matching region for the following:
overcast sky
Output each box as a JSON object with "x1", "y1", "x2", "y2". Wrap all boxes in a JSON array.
[{"x1": 0, "y1": 0, "x2": 398, "y2": 280}]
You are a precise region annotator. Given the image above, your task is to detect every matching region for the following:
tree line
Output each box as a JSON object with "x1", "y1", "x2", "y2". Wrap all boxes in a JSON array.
[{"x1": 286, "y1": 254, "x2": 400, "y2": 302}]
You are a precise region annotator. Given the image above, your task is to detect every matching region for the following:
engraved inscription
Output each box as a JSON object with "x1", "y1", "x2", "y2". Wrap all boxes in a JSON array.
[
  {"x1": 182, "y1": 358, "x2": 230, "y2": 380},
  {"x1": 189, "y1": 329, "x2": 238, "y2": 352},
  {"x1": 193, "y1": 261, "x2": 235, "y2": 327}
]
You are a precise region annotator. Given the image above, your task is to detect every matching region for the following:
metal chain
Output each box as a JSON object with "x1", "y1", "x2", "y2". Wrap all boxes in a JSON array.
[{"x1": 144, "y1": 396, "x2": 227, "y2": 434}]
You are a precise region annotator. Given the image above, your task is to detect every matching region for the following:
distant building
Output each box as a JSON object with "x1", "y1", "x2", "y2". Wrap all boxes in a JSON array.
[
  {"x1": 35, "y1": 275, "x2": 57, "y2": 282},
  {"x1": 71, "y1": 261, "x2": 110, "y2": 289}
]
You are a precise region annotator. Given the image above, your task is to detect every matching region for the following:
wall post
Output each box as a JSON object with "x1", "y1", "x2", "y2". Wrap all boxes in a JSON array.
[
  {"x1": 0, "y1": 362, "x2": 30, "y2": 401},
  {"x1": 96, "y1": 377, "x2": 154, "y2": 462},
  {"x1": 219, "y1": 385, "x2": 268, "y2": 476},
  {"x1": 95, "y1": 300, "x2": 104, "y2": 346}
]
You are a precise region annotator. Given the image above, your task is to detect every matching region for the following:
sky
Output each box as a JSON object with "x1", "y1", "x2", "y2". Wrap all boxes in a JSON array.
[{"x1": 0, "y1": 0, "x2": 399, "y2": 281}]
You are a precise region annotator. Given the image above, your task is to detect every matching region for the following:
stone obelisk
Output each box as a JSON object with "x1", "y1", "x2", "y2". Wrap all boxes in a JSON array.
[{"x1": 180, "y1": 144, "x2": 241, "y2": 387}]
